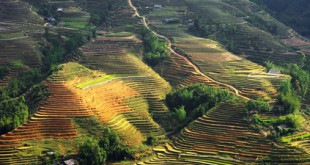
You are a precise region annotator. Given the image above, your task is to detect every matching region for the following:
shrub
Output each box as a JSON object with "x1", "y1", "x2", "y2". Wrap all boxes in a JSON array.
[
  {"x1": 65, "y1": 33, "x2": 85, "y2": 52},
  {"x1": 146, "y1": 135, "x2": 158, "y2": 146},
  {"x1": 0, "y1": 66, "x2": 9, "y2": 79},
  {"x1": 246, "y1": 99, "x2": 270, "y2": 112},
  {"x1": 174, "y1": 106, "x2": 186, "y2": 122},
  {"x1": 278, "y1": 94, "x2": 300, "y2": 114},
  {"x1": 278, "y1": 80, "x2": 301, "y2": 114}
]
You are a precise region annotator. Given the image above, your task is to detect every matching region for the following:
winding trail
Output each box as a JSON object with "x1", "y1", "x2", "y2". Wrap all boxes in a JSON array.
[{"x1": 128, "y1": 0, "x2": 250, "y2": 100}]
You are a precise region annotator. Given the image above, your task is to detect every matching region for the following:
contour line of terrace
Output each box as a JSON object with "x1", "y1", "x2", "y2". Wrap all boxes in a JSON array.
[
  {"x1": 128, "y1": 0, "x2": 250, "y2": 100},
  {"x1": 82, "y1": 73, "x2": 152, "y2": 90}
]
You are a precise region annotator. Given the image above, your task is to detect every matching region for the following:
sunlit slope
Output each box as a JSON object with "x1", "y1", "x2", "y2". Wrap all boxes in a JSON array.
[
  {"x1": 0, "y1": 80, "x2": 92, "y2": 164},
  {"x1": 79, "y1": 36, "x2": 171, "y2": 143}
]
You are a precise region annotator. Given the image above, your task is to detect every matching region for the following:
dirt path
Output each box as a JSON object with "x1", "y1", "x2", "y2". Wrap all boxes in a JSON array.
[{"x1": 128, "y1": 0, "x2": 250, "y2": 100}]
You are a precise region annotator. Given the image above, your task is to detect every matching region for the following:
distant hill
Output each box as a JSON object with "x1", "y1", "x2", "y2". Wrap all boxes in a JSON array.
[{"x1": 253, "y1": 0, "x2": 310, "y2": 38}]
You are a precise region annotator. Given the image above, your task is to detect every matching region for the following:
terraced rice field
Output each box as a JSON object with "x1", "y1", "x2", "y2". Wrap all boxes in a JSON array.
[
  {"x1": 0, "y1": 39, "x2": 41, "y2": 68},
  {"x1": 105, "y1": 0, "x2": 141, "y2": 31},
  {"x1": 1, "y1": 0, "x2": 309, "y2": 164},
  {"x1": 0, "y1": 81, "x2": 92, "y2": 164},
  {"x1": 132, "y1": 0, "x2": 289, "y2": 100},
  {"x1": 0, "y1": 0, "x2": 42, "y2": 35},
  {"x1": 282, "y1": 132, "x2": 310, "y2": 155},
  {"x1": 79, "y1": 35, "x2": 171, "y2": 144},
  {"x1": 47, "y1": 0, "x2": 90, "y2": 30},
  {"x1": 73, "y1": 80, "x2": 150, "y2": 145},
  {"x1": 181, "y1": 0, "x2": 300, "y2": 65},
  {"x1": 140, "y1": 101, "x2": 310, "y2": 164},
  {"x1": 0, "y1": 0, "x2": 43, "y2": 86}
]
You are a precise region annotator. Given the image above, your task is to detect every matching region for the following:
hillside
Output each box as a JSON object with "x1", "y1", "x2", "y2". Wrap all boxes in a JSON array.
[
  {"x1": 252, "y1": 0, "x2": 310, "y2": 38},
  {"x1": 0, "y1": 0, "x2": 309, "y2": 164}
]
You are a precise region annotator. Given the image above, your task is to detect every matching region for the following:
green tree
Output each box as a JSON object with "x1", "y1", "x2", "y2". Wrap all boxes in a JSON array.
[
  {"x1": 279, "y1": 94, "x2": 300, "y2": 114},
  {"x1": 166, "y1": 84, "x2": 233, "y2": 127},
  {"x1": 0, "y1": 66, "x2": 9, "y2": 79},
  {"x1": 175, "y1": 106, "x2": 186, "y2": 122},
  {"x1": 139, "y1": 28, "x2": 169, "y2": 66},
  {"x1": 278, "y1": 81, "x2": 301, "y2": 114},
  {"x1": 65, "y1": 33, "x2": 84, "y2": 52},
  {"x1": 0, "y1": 97, "x2": 29, "y2": 134},
  {"x1": 280, "y1": 80, "x2": 292, "y2": 96},
  {"x1": 46, "y1": 45, "x2": 64, "y2": 66},
  {"x1": 79, "y1": 138, "x2": 106, "y2": 165}
]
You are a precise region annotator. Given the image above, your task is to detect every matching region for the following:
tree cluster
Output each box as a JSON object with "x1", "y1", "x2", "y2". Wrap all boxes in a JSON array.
[
  {"x1": 0, "y1": 70, "x2": 43, "y2": 134},
  {"x1": 251, "y1": 114, "x2": 298, "y2": 139},
  {"x1": 139, "y1": 28, "x2": 169, "y2": 66},
  {"x1": 0, "y1": 66, "x2": 9, "y2": 79},
  {"x1": 42, "y1": 33, "x2": 85, "y2": 70},
  {"x1": 79, "y1": 128, "x2": 132, "y2": 165},
  {"x1": 166, "y1": 84, "x2": 233, "y2": 126},
  {"x1": 0, "y1": 97, "x2": 28, "y2": 134},
  {"x1": 277, "y1": 80, "x2": 301, "y2": 115},
  {"x1": 266, "y1": 60, "x2": 309, "y2": 95},
  {"x1": 265, "y1": 61, "x2": 309, "y2": 114},
  {"x1": 245, "y1": 99, "x2": 270, "y2": 113}
]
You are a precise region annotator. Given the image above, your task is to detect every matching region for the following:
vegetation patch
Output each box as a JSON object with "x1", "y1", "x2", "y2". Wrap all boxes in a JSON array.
[
  {"x1": 0, "y1": 66, "x2": 9, "y2": 79},
  {"x1": 10, "y1": 60, "x2": 25, "y2": 68},
  {"x1": 251, "y1": 114, "x2": 299, "y2": 139},
  {"x1": 0, "y1": 69, "x2": 43, "y2": 134},
  {"x1": 281, "y1": 132, "x2": 310, "y2": 143},
  {"x1": 43, "y1": 32, "x2": 87, "y2": 70},
  {"x1": 166, "y1": 83, "x2": 234, "y2": 128},
  {"x1": 265, "y1": 61, "x2": 310, "y2": 98},
  {"x1": 74, "y1": 117, "x2": 133, "y2": 164},
  {"x1": 0, "y1": 97, "x2": 28, "y2": 134},
  {"x1": 139, "y1": 28, "x2": 169, "y2": 66}
]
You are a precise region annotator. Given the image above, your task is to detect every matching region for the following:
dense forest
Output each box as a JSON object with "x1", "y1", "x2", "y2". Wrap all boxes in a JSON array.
[{"x1": 252, "y1": 0, "x2": 310, "y2": 38}]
